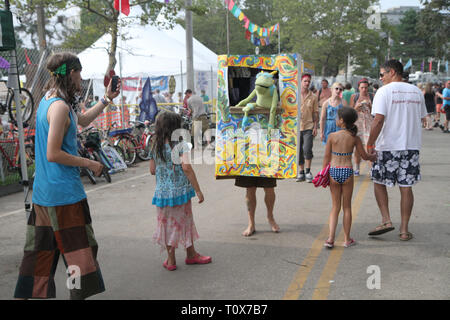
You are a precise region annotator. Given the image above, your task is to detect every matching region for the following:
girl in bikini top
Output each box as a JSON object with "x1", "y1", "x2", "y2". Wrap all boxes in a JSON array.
[{"x1": 320, "y1": 107, "x2": 376, "y2": 250}]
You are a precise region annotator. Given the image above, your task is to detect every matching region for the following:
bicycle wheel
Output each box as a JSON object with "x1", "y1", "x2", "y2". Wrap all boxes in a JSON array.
[
  {"x1": 114, "y1": 145, "x2": 125, "y2": 164},
  {"x1": 8, "y1": 88, "x2": 35, "y2": 125},
  {"x1": 137, "y1": 134, "x2": 152, "y2": 161},
  {"x1": 115, "y1": 135, "x2": 137, "y2": 165}
]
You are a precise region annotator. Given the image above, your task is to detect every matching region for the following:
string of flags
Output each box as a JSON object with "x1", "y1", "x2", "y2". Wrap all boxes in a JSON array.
[{"x1": 225, "y1": 0, "x2": 279, "y2": 46}]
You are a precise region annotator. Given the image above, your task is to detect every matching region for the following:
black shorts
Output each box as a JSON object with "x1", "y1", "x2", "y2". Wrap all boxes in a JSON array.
[
  {"x1": 445, "y1": 105, "x2": 450, "y2": 121},
  {"x1": 235, "y1": 176, "x2": 277, "y2": 188}
]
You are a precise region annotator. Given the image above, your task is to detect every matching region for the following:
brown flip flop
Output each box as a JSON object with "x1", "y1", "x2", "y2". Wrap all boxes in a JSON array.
[
  {"x1": 399, "y1": 232, "x2": 413, "y2": 241},
  {"x1": 368, "y1": 221, "x2": 395, "y2": 236}
]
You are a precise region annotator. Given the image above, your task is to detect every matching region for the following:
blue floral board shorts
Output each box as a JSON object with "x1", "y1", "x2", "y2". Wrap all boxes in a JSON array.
[{"x1": 371, "y1": 150, "x2": 421, "y2": 187}]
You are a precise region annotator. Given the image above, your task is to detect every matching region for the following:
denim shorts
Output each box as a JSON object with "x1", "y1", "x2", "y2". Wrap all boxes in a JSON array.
[{"x1": 371, "y1": 150, "x2": 421, "y2": 187}]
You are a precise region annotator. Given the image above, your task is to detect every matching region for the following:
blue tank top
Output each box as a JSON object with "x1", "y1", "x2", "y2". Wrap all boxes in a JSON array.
[{"x1": 32, "y1": 96, "x2": 86, "y2": 206}]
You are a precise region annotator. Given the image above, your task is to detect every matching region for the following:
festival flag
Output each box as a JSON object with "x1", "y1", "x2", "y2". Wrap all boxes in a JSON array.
[
  {"x1": 258, "y1": 27, "x2": 263, "y2": 37},
  {"x1": 224, "y1": 0, "x2": 279, "y2": 47},
  {"x1": 404, "y1": 58, "x2": 412, "y2": 70},
  {"x1": 231, "y1": 6, "x2": 240, "y2": 17},
  {"x1": 446, "y1": 61, "x2": 448, "y2": 73},
  {"x1": 245, "y1": 30, "x2": 251, "y2": 40},
  {"x1": 244, "y1": 17, "x2": 250, "y2": 29},
  {"x1": 114, "y1": 0, "x2": 130, "y2": 16},
  {"x1": 0, "y1": 57, "x2": 10, "y2": 70},
  {"x1": 421, "y1": 60, "x2": 424, "y2": 72},
  {"x1": 429, "y1": 60, "x2": 432, "y2": 72},
  {"x1": 372, "y1": 58, "x2": 377, "y2": 68},
  {"x1": 24, "y1": 49, "x2": 32, "y2": 65}
]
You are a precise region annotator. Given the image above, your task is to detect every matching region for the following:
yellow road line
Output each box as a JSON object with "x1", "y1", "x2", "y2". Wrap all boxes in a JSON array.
[
  {"x1": 283, "y1": 225, "x2": 329, "y2": 300},
  {"x1": 311, "y1": 174, "x2": 371, "y2": 300},
  {"x1": 282, "y1": 164, "x2": 371, "y2": 300}
]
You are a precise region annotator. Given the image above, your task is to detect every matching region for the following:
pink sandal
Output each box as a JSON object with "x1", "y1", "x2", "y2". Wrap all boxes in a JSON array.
[
  {"x1": 323, "y1": 240, "x2": 334, "y2": 249},
  {"x1": 344, "y1": 238, "x2": 356, "y2": 248},
  {"x1": 185, "y1": 253, "x2": 212, "y2": 265},
  {"x1": 163, "y1": 260, "x2": 177, "y2": 271}
]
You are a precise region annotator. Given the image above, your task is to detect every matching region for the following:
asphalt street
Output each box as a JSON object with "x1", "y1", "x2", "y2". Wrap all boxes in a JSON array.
[{"x1": 0, "y1": 127, "x2": 449, "y2": 300}]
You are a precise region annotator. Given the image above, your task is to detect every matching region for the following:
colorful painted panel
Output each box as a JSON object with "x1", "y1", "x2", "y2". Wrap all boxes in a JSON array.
[{"x1": 215, "y1": 54, "x2": 298, "y2": 179}]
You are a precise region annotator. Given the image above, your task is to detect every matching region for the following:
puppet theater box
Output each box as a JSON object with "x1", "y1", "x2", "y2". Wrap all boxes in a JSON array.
[{"x1": 215, "y1": 54, "x2": 300, "y2": 179}]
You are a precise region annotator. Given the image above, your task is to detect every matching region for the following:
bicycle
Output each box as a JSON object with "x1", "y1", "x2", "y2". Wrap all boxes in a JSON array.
[
  {"x1": 103, "y1": 121, "x2": 152, "y2": 166},
  {"x1": 130, "y1": 120, "x2": 154, "y2": 161},
  {"x1": 0, "y1": 80, "x2": 34, "y2": 126},
  {"x1": 0, "y1": 132, "x2": 35, "y2": 185},
  {"x1": 77, "y1": 127, "x2": 112, "y2": 184}
]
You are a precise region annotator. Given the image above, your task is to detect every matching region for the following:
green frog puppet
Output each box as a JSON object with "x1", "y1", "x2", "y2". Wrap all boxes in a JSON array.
[{"x1": 236, "y1": 70, "x2": 278, "y2": 129}]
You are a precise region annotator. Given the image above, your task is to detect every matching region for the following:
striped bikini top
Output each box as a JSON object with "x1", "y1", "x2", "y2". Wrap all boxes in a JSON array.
[{"x1": 332, "y1": 151, "x2": 353, "y2": 156}]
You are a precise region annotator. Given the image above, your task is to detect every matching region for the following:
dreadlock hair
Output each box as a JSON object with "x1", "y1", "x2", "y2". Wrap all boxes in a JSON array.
[
  {"x1": 44, "y1": 52, "x2": 82, "y2": 108},
  {"x1": 337, "y1": 107, "x2": 358, "y2": 137},
  {"x1": 151, "y1": 111, "x2": 182, "y2": 162}
]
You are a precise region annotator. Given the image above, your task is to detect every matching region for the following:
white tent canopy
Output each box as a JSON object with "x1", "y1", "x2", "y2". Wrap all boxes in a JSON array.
[{"x1": 78, "y1": 23, "x2": 218, "y2": 79}]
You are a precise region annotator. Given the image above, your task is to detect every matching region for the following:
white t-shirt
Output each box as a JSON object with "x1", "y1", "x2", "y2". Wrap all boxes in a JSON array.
[{"x1": 371, "y1": 81, "x2": 427, "y2": 151}]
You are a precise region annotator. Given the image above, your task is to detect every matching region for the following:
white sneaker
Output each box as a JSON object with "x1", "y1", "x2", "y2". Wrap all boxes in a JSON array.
[
  {"x1": 305, "y1": 172, "x2": 313, "y2": 183},
  {"x1": 296, "y1": 173, "x2": 305, "y2": 182}
]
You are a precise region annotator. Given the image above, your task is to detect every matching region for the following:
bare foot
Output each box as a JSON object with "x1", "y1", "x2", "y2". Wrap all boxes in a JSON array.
[
  {"x1": 242, "y1": 226, "x2": 256, "y2": 237},
  {"x1": 268, "y1": 220, "x2": 280, "y2": 233}
]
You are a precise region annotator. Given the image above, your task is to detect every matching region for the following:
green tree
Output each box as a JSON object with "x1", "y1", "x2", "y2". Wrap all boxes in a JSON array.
[
  {"x1": 66, "y1": 0, "x2": 182, "y2": 75},
  {"x1": 7, "y1": 0, "x2": 183, "y2": 76},
  {"x1": 6, "y1": 0, "x2": 70, "y2": 49},
  {"x1": 273, "y1": 0, "x2": 380, "y2": 76},
  {"x1": 189, "y1": 0, "x2": 279, "y2": 56},
  {"x1": 416, "y1": 0, "x2": 449, "y2": 70},
  {"x1": 390, "y1": 9, "x2": 435, "y2": 73}
]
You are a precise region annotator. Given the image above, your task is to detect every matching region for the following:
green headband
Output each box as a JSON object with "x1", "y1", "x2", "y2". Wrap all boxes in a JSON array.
[
  {"x1": 52, "y1": 63, "x2": 67, "y2": 76},
  {"x1": 50, "y1": 57, "x2": 82, "y2": 77}
]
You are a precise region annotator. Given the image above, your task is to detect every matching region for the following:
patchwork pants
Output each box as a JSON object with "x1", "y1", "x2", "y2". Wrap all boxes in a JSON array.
[{"x1": 14, "y1": 199, "x2": 105, "y2": 299}]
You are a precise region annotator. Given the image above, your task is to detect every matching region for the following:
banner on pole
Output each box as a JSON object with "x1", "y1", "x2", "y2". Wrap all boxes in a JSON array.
[{"x1": 0, "y1": 10, "x2": 16, "y2": 51}]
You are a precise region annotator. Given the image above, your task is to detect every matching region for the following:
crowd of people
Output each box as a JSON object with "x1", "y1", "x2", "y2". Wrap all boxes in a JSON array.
[
  {"x1": 12, "y1": 50, "x2": 449, "y2": 300},
  {"x1": 296, "y1": 62, "x2": 449, "y2": 247}
]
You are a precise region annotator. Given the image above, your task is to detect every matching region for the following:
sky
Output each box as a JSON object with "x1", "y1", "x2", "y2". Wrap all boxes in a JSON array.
[{"x1": 378, "y1": 0, "x2": 423, "y2": 11}]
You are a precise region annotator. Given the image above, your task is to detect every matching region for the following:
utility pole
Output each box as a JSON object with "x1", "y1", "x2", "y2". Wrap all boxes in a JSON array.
[
  {"x1": 226, "y1": 6, "x2": 229, "y2": 56},
  {"x1": 36, "y1": 4, "x2": 47, "y2": 50},
  {"x1": 185, "y1": 0, "x2": 194, "y2": 91},
  {"x1": 387, "y1": 31, "x2": 391, "y2": 60}
]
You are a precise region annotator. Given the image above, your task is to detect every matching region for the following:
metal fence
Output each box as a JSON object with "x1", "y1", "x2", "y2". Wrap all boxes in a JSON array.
[{"x1": 0, "y1": 47, "x2": 216, "y2": 187}]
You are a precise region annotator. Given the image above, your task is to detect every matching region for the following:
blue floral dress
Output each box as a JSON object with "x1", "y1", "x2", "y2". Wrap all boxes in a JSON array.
[
  {"x1": 150, "y1": 142, "x2": 199, "y2": 250},
  {"x1": 323, "y1": 103, "x2": 343, "y2": 145},
  {"x1": 150, "y1": 142, "x2": 196, "y2": 207}
]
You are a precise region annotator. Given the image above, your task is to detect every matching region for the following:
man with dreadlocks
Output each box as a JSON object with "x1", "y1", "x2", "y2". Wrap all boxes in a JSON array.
[{"x1": 14, "y1": 52, "x2": 121, "y2": 300}]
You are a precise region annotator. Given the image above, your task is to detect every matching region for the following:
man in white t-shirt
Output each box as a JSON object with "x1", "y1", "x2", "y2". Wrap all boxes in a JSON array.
[{"x1": 366, "y1": 59, "x2": 427, "y2": 241}]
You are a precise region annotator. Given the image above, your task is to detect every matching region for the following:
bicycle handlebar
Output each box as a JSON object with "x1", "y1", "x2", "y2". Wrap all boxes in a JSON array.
[{"x1": 79, "y1": 126, "x2": 96, "y2": 135}]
